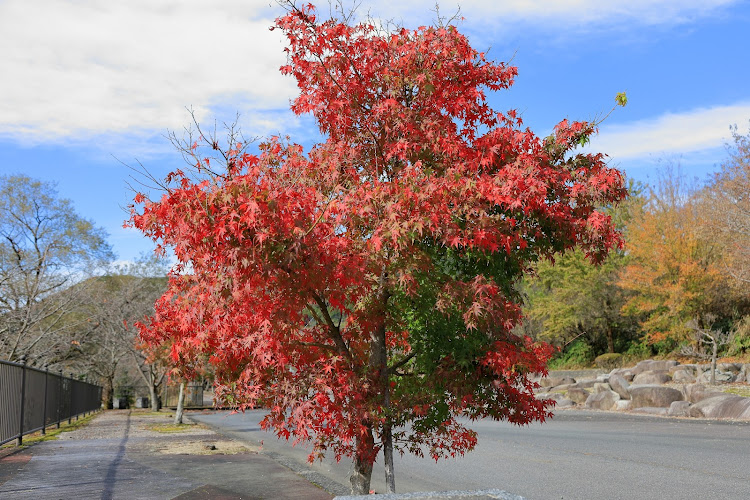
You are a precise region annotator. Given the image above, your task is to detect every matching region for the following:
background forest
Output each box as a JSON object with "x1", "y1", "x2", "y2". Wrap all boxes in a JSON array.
[{"x1": 522, "y1": 126, "x2": 750, "y2": 368}]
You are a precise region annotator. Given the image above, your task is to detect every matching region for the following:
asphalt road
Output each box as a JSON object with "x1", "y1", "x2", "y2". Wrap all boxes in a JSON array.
[{"x1": 190, "y1": 409, "x2": 750, "y2": 499}]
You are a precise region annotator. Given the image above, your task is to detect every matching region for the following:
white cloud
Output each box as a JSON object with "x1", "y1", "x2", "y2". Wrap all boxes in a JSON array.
[
  {"x1": 0, "y1": 0, "x2": 739, "y2": 144},
  {"x1": 588, "y1": 103, "x2": 750, "y2": 161},
  {"x1": 0, "y1": 0, "x2": 295, "y2": 142}
]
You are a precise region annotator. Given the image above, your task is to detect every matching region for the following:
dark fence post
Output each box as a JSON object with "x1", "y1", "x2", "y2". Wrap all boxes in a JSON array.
[
  {"x1": 68, "y1": 374, "x2": 73, "y2": 424},
  {"x1": 57, "y1": 369, "x2": 63, "y2": 429},
  {"x1": 17, "y1": 355, "x2": 27, "y2": 446},
  {"x1": 42, "y1": 365, "x2": 49, "y2": 435},
  {"x1": 83, "y1": 375, "x2": 87, "y2": 417}
]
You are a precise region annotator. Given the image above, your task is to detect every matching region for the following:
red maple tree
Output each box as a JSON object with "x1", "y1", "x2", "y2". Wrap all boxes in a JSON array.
[{"x1": 129, "y1": 3, "x2": 626, "y2": 494}]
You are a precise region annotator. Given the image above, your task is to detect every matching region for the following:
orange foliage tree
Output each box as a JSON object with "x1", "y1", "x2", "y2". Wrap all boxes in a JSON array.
[
  {"x1": 702, "y1": 125, "x2": 750, "y2": 286},
  {"x1": 620, "y1": 167, "x2": 743, "y2": 350}
]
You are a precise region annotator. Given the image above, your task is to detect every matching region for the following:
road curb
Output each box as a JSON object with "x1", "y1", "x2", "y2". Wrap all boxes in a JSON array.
[{"x1": 334, "y1": 489, "x2": 525, "y2": 499}]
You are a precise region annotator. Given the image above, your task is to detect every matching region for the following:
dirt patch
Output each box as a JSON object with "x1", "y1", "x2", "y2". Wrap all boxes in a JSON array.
[
  {"x1": 153, "y1": 439, "x2": 257, "y2": 455},
  {"x1": 144, "y1": 422, "x2": 205, "y2": 433}
]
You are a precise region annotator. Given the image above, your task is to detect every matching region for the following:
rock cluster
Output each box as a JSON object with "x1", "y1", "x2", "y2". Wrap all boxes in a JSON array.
[{"x1": 534, "y1": 360, "x2": 750, "y2": 420}]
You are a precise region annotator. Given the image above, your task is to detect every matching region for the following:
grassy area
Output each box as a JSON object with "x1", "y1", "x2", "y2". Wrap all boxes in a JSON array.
[
  {"x1": 1, "y1": 411, "x2": 100, "y2": 449},
  {"x1": 722, "y1": 386, "x2": 750, "y2": 398},
  {"x1": 144, "y1": 422, "x2": 199, "y2": 433},
  {"x1": 133, "y1": 409, "x2": 175, "y2": 418}
]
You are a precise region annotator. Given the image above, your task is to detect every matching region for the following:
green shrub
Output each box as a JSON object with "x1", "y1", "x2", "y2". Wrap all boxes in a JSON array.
[
  {"x1": 548, "y1": 340, "x2": 595, "y2": 369},
  {"x1": 594, "y1": 352, "x2": 623, "y2": 369},
  {"x1": 622, "y1": 340, "x2": 653, "y2": 363},
  {"x1": 728, "y1": 316, "x2": 750, "y2": 357}
]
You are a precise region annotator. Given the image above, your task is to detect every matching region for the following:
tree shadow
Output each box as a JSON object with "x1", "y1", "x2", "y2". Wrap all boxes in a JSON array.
[{"x1": 101, "y1": 411, "x2": 131, "y2": 500}]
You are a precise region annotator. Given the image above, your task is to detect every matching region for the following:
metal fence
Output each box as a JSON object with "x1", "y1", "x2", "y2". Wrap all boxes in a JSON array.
[{"x1": 0, "y1": 359, "x2": 102, "y2": 446}]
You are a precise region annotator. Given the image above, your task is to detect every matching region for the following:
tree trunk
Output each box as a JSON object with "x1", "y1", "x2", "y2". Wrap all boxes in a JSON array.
[
  {"x1": 104, "y1": 376, "x2": 114, "y2": 410},
  {"x1": 710, "y1": 340, "x2": 718, "y2": 386},
  {"x1": 174, "y1": 381, "x2": 186, "y2": 424},
  {"x1": 383, "y1": 421, "x2": 395, "y2": 493},
  {"x1": 356, "y1": 270, "x2": 394, "y2": 494},
  {"x1": 350, "y1": 427, "x2": 374, "y2": 494},
  {"x1": 606, "y1": 326, "x2": 615, "y2": 354},
  {"x1": 149, "y1": 374, "x2": 159, "y2": 412},
  {"x1": 383, "y1": 339, "x2": 395, "y2": 494}
]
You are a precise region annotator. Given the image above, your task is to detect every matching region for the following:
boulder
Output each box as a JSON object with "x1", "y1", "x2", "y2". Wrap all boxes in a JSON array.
[
  {"x1": 614, "y1": 400, "x2": 632, "y2": 411},
  {"x1": 632, "y1": 360, "x2": 652, "y2": 375},
  {"x1": 629, "y1": 385, "x2": 683, "y2": 408},
  {"x1": 577, "y1": 379, "x2": 597, "y2": 389},
  {"x1": 656, "y1": 360, "x2": 680, "y2": 371},
  {"x1": 667, "y1": 401, "x2": 692, "y2": 417},
  {"x1": 697, "y1": 370, "x2": 734, "y2": 384},
  {"x1": 688, "y1": 395, "x2": 750, "y2": 419},
  {"x1": 669, "y1": 364, "x2": 696, "y2": 375},
  {"x1": 671, "y1": 369, "x2": 696, "y2": 384},
  {"x1": 585, "y1": 389, "x2": 620, "y2": 411},
  {"x1": 683, "y1": 383, "x2": 724, "y2": 404},
  {"x1": 595, "y1": 374, "x2": 610, "y2": 384},
  {"x1": 549, "y1": 383, "x2": 575, "y2": 392},
  {"x1": 609, "y1": 373, "x2": 631, "y2": 400},
  {"x1": 736, "y1": 364, "x2": 750, "y2": 383},
  {"x1": 593, "y1": 382, "x2": 612, "y2": 394},
  {"x1": 540, "y1": 376, "x2": 576, "y2": 388},
  {"x1": 633, "y1": 360, "x2": 679, "y2": 375},
  {"x1": 567, "y1": 386, "x2": 591, "y2": 405},
  {"x1": 633, "y1": 370, "x2": 672, "y2": 385},
  {"x1": 609, "y1": 368, "x2": 635, "y2": 382},
  {"x1": 540, "y1": 392, "x2": 572, "y2": 403},
  {"x1": 718, "y1": 362, "x2": 741, "y2": 373}
]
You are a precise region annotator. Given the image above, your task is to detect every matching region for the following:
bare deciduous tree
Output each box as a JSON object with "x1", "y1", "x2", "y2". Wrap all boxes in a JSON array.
[
  {"x1": 76, "y1": 265, "x2": 168, "y2": 407},
  {"x1": 681, "y1": 315, "x2": 732, "y2": 385},
  {"x1": 0, "y1": 175, "x2": 113, "y2": 367}
]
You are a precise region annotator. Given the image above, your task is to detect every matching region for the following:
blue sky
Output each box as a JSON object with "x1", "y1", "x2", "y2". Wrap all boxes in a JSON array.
[{"x1": 1, "y1": 0, "x2": 748, "y2": 263}]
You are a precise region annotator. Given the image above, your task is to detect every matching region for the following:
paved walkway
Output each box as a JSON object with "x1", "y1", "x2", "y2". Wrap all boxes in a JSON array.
[{"x1": 0, "y1": 410, "x2": 332, "y2": 500}]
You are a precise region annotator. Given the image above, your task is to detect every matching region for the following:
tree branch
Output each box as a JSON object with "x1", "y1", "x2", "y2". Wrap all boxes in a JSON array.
[
  {"x1": 311, "y1": 292, "x2": 353, "y2": 362},
  {"x1": 389, "y1": 350, "x2": 417, "y2": 372}
]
